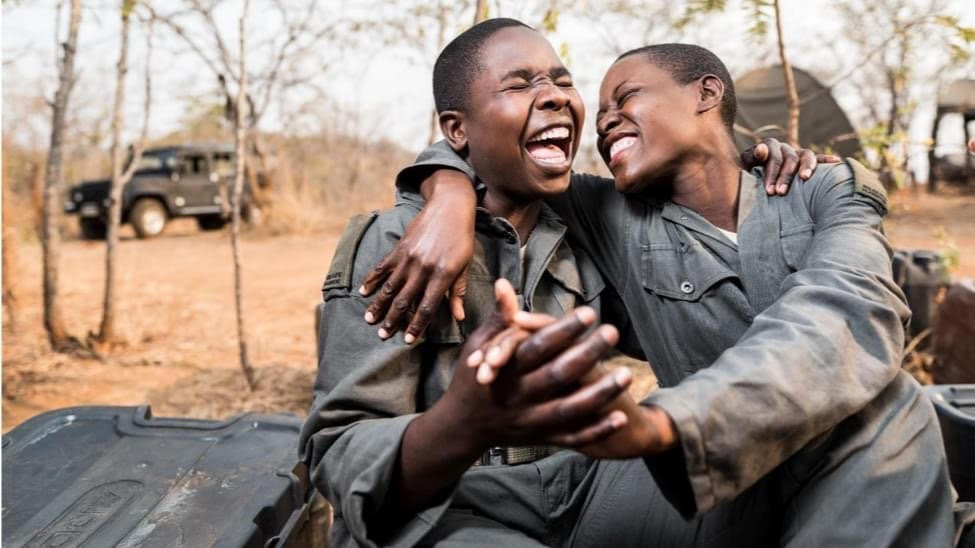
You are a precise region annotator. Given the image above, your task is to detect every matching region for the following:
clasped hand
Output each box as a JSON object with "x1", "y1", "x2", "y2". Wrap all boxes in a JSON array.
[{"x1": 437, "y1": 279, "x2": 675, "y2": 460}]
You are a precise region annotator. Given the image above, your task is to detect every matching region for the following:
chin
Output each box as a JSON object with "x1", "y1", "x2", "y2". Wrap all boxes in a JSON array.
[
  {"x1": 611, "y1": 164, "x2": 645, "y2": 194},
  {"x1": 532, "y1": 178, "x2": 571, "y2": 198},
  {"x1": 614, "y1": 177, "x2": 641, "y2": 194}
]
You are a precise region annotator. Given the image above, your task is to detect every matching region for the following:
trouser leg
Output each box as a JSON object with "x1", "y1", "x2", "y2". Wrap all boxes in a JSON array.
[
  {"x1": 569, "y1": 457, "x2": 778, "y2": 547},
  {"x1": 418, "y1": 509, "x2": 548, "y2": 547}
]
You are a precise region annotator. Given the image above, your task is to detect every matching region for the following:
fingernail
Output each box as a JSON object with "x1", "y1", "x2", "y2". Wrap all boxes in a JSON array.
[
  {"x1": 576, "y1": 306, "x2": 596, "y2": 324},
  {"x1": 614, "y1": 368, "x2": 632, "y2": 386},
  {"x1": 364, "y1": 311, "x2": 375, "y2": 323},
  {"x1": 404, "y1": 333, "x2": 415, "y2": 344},
  {"x1": 610, "y1": 410, "x2": 627, "y2": 428},
  {"x1": 378, "y1": 328, "x2": 389, "y2": 339},
  {"x1": 467, "y1": 350, "x2": 483, "y2": 367},
  {"x1": 766, "y1": 185, "x2": 774, "y2": 194},
  {"x1": 801, "y1": 169, "x2": 812, "y2": 179},
  {"x1": 486, "y1": 346, "x2": 503, "y2": 365},
  {"x1": 598, "y1": 324, "x2": 619, "y2": 344},
  {"x1": 777, "y1": 184, "x2": 788, "y2": 194},
  {"x1": 358, "y1": 285, "x2": 368, "y2": 295},
  {"x1": 477, "y1": 363, "x2": 494, "y2": 384}
]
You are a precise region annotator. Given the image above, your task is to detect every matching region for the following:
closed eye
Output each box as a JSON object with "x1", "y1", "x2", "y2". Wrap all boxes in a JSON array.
[{"x1": 617, "y1": 89, "x2": 637, "y2": 106}]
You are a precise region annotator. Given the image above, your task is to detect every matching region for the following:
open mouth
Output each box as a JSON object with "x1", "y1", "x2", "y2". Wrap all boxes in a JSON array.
[
  {"x1": 600, "y1": 132, "x2": 638, "y2": 166},
  {"x1": 526, "y1": 125, "x2": 573, "y2": 166}
]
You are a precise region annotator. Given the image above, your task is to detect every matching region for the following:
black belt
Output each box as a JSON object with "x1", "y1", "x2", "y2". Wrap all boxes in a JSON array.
[{"x1": 473, "y1": 445, "x2": 559, "y2": 467}]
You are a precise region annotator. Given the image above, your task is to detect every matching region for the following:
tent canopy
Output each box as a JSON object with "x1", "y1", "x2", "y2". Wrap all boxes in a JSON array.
[{"x1": 734, "y1": 65, "x2": 861, "y2": 158}]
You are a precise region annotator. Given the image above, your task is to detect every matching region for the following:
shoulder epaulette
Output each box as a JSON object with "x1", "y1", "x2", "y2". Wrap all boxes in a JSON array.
[
  {"x1": 322, "y1": 211, "x2": 379, "y2": 292},
  {"x1": 845, "y1": 157, "x2": 888, "y2": 215}
]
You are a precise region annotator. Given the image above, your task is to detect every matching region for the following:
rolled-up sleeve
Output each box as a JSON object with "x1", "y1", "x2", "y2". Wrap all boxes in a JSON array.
[
  {"x1": 646, "y1": 164, "x2": 910, "y2": 516},
  {"x1": 299, "y1": 209, "x2": 457, "y2": 547}
]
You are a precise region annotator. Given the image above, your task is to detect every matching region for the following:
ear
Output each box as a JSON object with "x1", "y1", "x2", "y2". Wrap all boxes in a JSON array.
[
  {"x1": 439, "y1": 110, "x2": 469, "y2": 154},
  {"x1": 696, "y1": 75, "x2": 724, "y2": 116}
]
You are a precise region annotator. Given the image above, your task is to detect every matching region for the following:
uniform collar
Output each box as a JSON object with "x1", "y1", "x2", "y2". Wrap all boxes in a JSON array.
[
  {"x1": 474, "y1": 203, "x2": 588, "y2": 301},
  {"x1": 659, "y1": 170, "x2": 759, "y2": 249}
]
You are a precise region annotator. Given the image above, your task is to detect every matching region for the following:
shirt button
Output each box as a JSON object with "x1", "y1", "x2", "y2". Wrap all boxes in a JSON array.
[{"x1": 680, "y1": 281, "x2": 695, "y2": 294}]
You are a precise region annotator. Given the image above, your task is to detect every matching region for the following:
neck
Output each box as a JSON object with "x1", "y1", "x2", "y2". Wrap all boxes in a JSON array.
[
  {"x1": 482, "y1": 190, "x2": 542, "y2": 244},
  {"x1": 669, "y1": 129, "x2": 742, "y2": 232}
]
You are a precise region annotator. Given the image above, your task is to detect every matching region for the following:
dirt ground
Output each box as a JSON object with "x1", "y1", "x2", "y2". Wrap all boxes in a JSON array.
[{"x1": 3, "y1": 188, "x2": 974, "y2": 433}]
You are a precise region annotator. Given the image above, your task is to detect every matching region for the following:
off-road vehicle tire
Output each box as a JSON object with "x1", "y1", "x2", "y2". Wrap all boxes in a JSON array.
[
  {"x1": 197, "y1": 214, "x2": 227, "y2": 231},
  {"x1": 130, "y1": 198, "x2": 167, "y2": 239},
  {"x1": 79, "y1": 218, "x2": 107, "y2": 240},
  {"x1": 242, "y1": 204, "x2": 263, "y2": 226}
]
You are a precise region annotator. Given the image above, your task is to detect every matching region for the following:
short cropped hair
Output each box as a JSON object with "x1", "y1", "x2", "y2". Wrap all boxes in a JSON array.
[
  {"x1": 618, "y1": 44, "x2": 736, "y2": 132},
  {"x1": 433, "y1": 18, "x2": 531, "y2": 113}
]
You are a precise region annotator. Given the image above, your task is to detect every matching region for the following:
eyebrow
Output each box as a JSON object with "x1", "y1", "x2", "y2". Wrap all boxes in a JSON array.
[{"x1": 500, "y1": 66, "x2": 572, "y2": 81}]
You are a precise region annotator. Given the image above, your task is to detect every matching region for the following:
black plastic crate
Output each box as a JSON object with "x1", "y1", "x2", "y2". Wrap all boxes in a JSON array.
[
  {"x1": 926, "y1": 385, "x2": 975, "y2": 501},
  {"x1": 2, "y1": 405, "x2": 316, "y2": 547}
]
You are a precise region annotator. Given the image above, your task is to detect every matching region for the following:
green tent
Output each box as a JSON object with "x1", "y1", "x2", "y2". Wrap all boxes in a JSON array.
[{"x1": 734, "y1": 65, "x2": 861, "y2": 158}]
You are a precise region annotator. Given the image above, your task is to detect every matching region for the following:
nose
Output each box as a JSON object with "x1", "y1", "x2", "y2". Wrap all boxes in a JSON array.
[
  {"x1": 536, "y1": 81, "x2": 571, "y2": 111},
  {"x1": 597, "y1": 109, "x2": 621, "y2": 137}
]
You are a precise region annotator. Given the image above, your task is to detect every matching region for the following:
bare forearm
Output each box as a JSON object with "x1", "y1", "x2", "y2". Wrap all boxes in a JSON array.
[
  {"x1": 419, "y1": 169, "x2": 477, "y2": 205},
  {"x1": 389, "y1": 400, "x2": 484, "y2": 511}
]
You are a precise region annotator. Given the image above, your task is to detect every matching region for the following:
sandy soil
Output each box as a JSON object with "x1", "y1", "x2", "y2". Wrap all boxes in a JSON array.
[
  {"x1": 2, "y1": 219, "x2": 341, "y2": 431},
  {"x1": 3, "y1": 189, "x2": 974, "y2": 432}
]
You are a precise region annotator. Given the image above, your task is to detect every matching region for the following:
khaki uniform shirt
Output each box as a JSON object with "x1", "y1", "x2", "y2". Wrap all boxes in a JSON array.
[
  {"x1": 401, "y1": 141, "x2": 912, "y2": 517},
  {"x1": 299, "y1": 201, "x2": 605, "y2": 547}
]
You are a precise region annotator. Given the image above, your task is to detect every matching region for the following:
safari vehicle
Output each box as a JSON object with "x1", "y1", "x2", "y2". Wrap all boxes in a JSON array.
[
  {"x1": 63, "y1": 144, "x2": 256, "y2": 239},
  {"x1": 929, "y1": 79, "x2": 975, "y2": 188}
]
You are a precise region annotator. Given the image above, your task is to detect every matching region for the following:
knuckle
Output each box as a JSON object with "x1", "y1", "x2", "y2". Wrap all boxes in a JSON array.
[
  {"x1": 393, "y1": 297, "x2": 410, "y2": 311},
  {"x1": 416, "y1": 303, "x2": 434, "y2": 318},
  {"x1": 548, "y1": 363, "x2": 568, "y2": 385},
  {"x1": 517, "y1": 340, "x2": 541, "y2": 361}
]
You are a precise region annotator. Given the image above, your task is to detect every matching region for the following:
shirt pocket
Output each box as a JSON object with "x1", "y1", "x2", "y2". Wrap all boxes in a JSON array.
[
  {"x1": 780, "y1": 223, "x2": 815, "y2": 271},
  {"x1": 641, "y1": 243, "x2": 738, "y2": 302}
]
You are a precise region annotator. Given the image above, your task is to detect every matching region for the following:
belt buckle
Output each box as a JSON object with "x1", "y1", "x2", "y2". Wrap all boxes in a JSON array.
[{"x1": 480, "y1": 446, "x2": 507, "y2": 466}]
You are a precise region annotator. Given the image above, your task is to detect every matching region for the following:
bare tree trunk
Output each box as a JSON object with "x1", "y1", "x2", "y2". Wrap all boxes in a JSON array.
[
  {"x1": 233, "y1": 0, "x2": 257, "y2": 390},
  {"x1": 31, "y1": 159, "x2": 45, "y2": 232},
  {"x1": 42, "y1": 0, "x2": 82, "y2": 352},
  {"x1": 772, "y1": 0, "x2": 799, "y2": 147},
  {"x1": 3, "y1": 139, "x2": 20, "y2": 333},
  {"x1": 474, "y1": 0, "x2": 488, "y2": 24},
  {"x1": 428, "y1": 2, "x2": 448, "y2": 145},
  {"x1": 97, "y1": 1, "x2": 153, "y2": 346}
]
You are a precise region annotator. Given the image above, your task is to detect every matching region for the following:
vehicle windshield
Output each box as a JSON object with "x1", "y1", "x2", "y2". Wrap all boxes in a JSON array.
[{"x1": 128, "y1": 150, "x2": 168, "y2": 174}]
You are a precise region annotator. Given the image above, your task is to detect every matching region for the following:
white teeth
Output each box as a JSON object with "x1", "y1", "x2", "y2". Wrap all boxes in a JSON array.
[
  {"x1": 534, "y1": 155, "x2": 566, "y2": 164},
  {"x1": 528, "y1": 126, "x2": 570, "y2": 143},
  {"x1": 610, "y1": 136, "x2": 637, "y2": 160}
]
